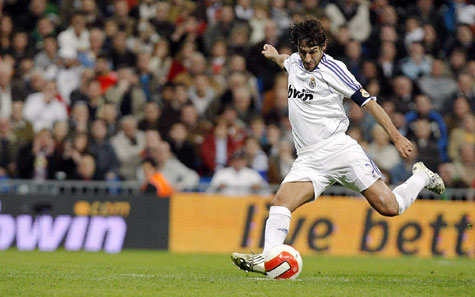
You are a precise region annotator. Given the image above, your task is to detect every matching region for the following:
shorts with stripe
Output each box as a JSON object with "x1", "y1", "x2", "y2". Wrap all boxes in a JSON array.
[{"x1": 282, "y1": 133, "x2": 383, "y2": 199}]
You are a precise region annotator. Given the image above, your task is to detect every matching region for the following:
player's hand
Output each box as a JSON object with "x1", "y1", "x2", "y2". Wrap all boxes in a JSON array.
[
  {"x1": 262, "y1": 44, "x2": 279, "y2": 59},
  {"x1": 394, "y1": 136, "x2": 414, "y2": 159}
]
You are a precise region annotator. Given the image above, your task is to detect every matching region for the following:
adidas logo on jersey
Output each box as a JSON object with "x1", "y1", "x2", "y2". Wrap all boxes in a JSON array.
[{"x1": 288, "y1": 84, "x2": 314, "y2": 101}]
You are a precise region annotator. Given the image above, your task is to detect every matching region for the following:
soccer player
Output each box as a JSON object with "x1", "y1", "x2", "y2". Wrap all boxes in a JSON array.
[{"x1": 231, "y1": 17, "x2": 445, "y2": 274}]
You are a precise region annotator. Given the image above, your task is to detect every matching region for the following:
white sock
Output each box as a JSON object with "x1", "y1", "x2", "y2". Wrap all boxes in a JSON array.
[
  {"x1": 393, "y1": 171, "x2": 429, "y2": 214},
  {"x1": 262, "y1": 206, "x2": 291, "y2": 256}
]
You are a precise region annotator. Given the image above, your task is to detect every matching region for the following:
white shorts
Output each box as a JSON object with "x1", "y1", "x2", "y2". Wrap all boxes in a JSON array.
[{"x1": 282, "y1": 133, "x2": 383, "y2": 199}]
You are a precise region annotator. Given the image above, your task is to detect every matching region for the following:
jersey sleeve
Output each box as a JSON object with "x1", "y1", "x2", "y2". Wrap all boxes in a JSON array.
[
  {"x1": 320, "y1": 56, "x2": 375, "y2": 106},
  {"x1": 283, "y1": 54, "x2": 293, "y2": 72}
]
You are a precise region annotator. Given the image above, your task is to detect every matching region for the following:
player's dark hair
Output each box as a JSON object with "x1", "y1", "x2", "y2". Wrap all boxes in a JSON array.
[{"x1": 290, "y1": 17, "x2": 327, "y2": 48}]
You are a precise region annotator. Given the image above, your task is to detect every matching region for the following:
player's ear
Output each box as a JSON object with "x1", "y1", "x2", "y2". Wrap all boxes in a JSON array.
[{"x1": 322, "y1": 41, "x2": 327, "y2": 52}]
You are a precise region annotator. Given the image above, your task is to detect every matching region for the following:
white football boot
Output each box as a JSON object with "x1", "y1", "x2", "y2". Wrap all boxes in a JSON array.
[
  {"x1": 231, "y1": 252, "x2": 266, "y2": 274},
  {"x1": 412, "y1": 162, "x2": 445, "y2": 195}
]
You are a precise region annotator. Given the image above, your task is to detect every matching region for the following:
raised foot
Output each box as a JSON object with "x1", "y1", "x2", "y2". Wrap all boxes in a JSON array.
[{"x1": 412, "y1": 162, "x2": 445, "y2": 195}]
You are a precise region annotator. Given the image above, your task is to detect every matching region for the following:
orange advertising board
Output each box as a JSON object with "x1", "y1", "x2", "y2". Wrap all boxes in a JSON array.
[{"x1": 169, "y1": 194, "x2": 475, "y2": 258}]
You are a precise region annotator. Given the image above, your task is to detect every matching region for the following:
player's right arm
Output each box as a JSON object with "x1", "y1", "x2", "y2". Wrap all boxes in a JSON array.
[{"x1": 262, "y1": 44, "x2": 289, "y2": 69}]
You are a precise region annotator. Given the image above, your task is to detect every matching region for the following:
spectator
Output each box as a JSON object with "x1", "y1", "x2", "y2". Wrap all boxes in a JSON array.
[
  {"x1": 111, "y1": 116, "x2": 146, "y2": 180},
  {"x1": 141, "y1": 157, "x2": 173, "y2": 197},
  {"x1": 200, "y1": 118, "x2": 240, "y2": 175},
  {"x1": 34, "y1": 35, "x2": 59, "y2": 75},
  {"x1": 405, "y1": 94, "x2": 449, "y2": 162},
  {"x1": 448, "y1": 114, "x2": 474, "y2": 162},
  {"x1": 94, "y1": 55, "x2": 118, "y2": 94},
  {"x1": 10, "y1": 100, "x2": 34, "y2": 145},
  {"x1": 403, "y1": 17, "x2": 424, "y2": 50},
  {"x1": 159, "y1": 83, "x2": 189, "y2": 135},
  {"x1": 168, "y1": 122, "x2": 197, "y2": 171},
  {"x1": 17, "y1": 129, "x2": 55, "y2": 180},
  {"x1": 17, "y1": 0, "x2": 47, "y2": 32},
  {"x1": 150, "y1": 1, "x2": 175, "y2": 41},
  {"x1": 249, "y1": 4, "x2": 270, "y2": 45},
  {"x1": 437, "y1": 162, "x2": 468, "y2": 189},
  {"x1": 149, "y1": 39, "x2": 172, "y2": 85},
  {"x1": 453, "y1": 73, "x2": 475, "y2": 109},
  {"x1": 0, "y1": 62, "x2": 27, "y2": 118},
  {"x1": 136, "y1": 51, "x2": 160, "y2": 102},
  {"x1": 69, "y1": 154, "x2": 96, "y2": 181},
  {"x1": 444, "y1": 96, "x2": 472, "y2": 132},
  {"x1": 109, "y1": 31, "x2": 136, "y2": 69},
  {"x1": 204, "y1": 5, "x2": 237, "y2": 53},
  {"x1": 367, "y1": 124, "x2": 401, "y2": 172},
  {"x1": 23, "y1": 81, "x2": 68, "y2": 132},
  {"x1": 138, "y1": 101, "x2": 162, "y2": 132},
  {"x1": 89, "y1": 119, "x2": 120, "y2": 181},
  {"x1": 78, "y1": 28, "x2": 107, "y2": 68},
  {"x1": 325, "y1": 0, "x2": 371, "y2": 42},
  {"x1": 269, "y1": 0, "x2": 291, "y2": 37},
  {"x1": 150, "y1": 140, "x2": 199, "y2": 191},
  {"x1": 104, "y1": 67, "x2": 145, "y2": 119},
  {"x1": 57, "y1": 132, "x2": 91, "y2": 179},
  {"x1": 108, "y1": 0, "x2": 136, "y2": 37},
  {"x1": 247, "y1": 19, "x2": 283, "y2": 92},
  {"x1": 70, "y1": 68, "x2": 95, "y2": 106},
  {"x1": 452, "y1": 143, "x2": 475, "y2": 187},
  {"x1": 180, "y1": 104, "x2": 212, "y2": 152},
  {"x1": 56, "y1": 46, "x2": 83, "y2": 105},
  {"x1": 231, "y1": 86, "x2": 257, "y2": 125},
  {"x1": 100, "y1": 102, "x2": 120, "y2": 137},
  {"x1": 84, "y1": 79, "x2": 106, "y2": 121},
  {"x1": 235, "y1": 0, "x2": 254, "y2": 22},
  {"x1": 412, "y1": 119, "x2": 441, "y2": 171},
  {"x1": 207, "y1": 150, "x2": 269, "y2": 196},
  {"x1": 418, "y1": 59, "x2": 458, "y2": 112},
  {"x1": 244, "y1": 137, "x2": 269, "y2": 180},
  {"x1": 81, "y1": 0, "x2": 104, "y2": 28},
  {"x1": 268, "y1": 140, "x2": 295, "y2": 184},
  {"x1": 0, "y1": 117, "x2": 19, "y2": 177},
  {"x1": 133, "y1": 0, "x2": 159, "y2": 21},
  {"x1": 69, "y1": 102, "x2": 89, "y2": 134},
  {"x1": 399, "y1": 42, "x2": 432, "y2": 80},
  {"x1": 58, "y1": 13, "x2": 90, "y2": 53},
  {"x1": 188, "y1": 73, "x2": 216, "y2": 117},
  {"x1": 448, "y1": 47, "x2": 467, "y2": 77},
  {"x1": 0, "y1": 15, "x2": 13, "y2": 54},
  {"x1": 389, "y1": 76, "x2": 414, "y2": 114},
  {"x1": 127, "y1": 20, "x2": 159, "y2": 55}
]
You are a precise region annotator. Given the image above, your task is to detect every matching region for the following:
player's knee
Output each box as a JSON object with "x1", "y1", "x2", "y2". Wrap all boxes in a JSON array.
[
  {"x1": 376, "y1": 203, "x2": 399, "y2": 217},
  {"x1": 270, "y1": 193, "x2": 286, "y2": 207}
]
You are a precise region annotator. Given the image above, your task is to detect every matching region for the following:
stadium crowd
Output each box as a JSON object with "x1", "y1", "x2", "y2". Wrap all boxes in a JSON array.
[{"x1": 0, "y1": 0, "x2": 473, "y2": 196}]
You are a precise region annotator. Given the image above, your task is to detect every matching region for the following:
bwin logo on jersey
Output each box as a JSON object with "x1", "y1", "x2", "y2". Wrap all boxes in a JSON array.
[{"x1": 288, "y1": 84, "x2": 314, "y2": 101}]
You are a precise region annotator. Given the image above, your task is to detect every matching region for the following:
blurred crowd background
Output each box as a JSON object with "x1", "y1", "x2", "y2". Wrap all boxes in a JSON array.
[{"x1": 0, "y1": 0, "x2": 473, "y2": 196}]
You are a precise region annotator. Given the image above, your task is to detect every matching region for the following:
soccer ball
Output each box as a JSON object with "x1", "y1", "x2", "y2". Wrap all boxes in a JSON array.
[{"x1": 264, "y1": 244, "x2": 303, "y2": 279}]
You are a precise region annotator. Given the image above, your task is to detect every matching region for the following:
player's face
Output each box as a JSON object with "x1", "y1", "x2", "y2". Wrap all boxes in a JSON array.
[{"x1": 298, "y1": 45, "x2": 325, "y2": 71}]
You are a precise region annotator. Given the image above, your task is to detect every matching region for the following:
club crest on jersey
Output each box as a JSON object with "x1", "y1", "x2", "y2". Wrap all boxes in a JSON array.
[
  {"x1": 288, "y1": 84, "x2": 314, "y2": 101},
  {"x1": 308, "y1": 77, "x2": 316, "y2": 89},
  {"x1": 360, "y1": 89, "x2": 370, "y2": 98}
]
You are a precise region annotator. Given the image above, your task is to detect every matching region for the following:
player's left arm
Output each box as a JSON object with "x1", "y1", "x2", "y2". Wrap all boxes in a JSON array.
[{"x1": 362, "y1": 100, "x2": 414, "y2": 159}]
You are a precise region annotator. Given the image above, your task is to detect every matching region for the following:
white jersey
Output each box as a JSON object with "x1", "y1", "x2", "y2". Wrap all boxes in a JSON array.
[{"x1": 283, "y1": 53, "x2": 375, "y2": 151}]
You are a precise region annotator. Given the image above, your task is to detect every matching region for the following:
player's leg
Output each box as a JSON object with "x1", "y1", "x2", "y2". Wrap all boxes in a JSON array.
[
  {"x1": 231, "y1": 181, "x2": 314, "y2": 274},
  {"x1": 363, "y1": 162, "x2": 445, "y2": 216},
  {"x1": 263, "y1": 181, "x2": 314, "y2": 254}
]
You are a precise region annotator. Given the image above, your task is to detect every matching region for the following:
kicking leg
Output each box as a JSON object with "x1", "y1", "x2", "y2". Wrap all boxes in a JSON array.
[{"x1": 363, "y1": 162, "x2": 444, "y2": 216}]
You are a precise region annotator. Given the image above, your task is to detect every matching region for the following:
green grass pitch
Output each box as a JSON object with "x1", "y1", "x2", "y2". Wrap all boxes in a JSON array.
[{"x1": 0, "y1": 250, "x2": 473, "y2": 297}]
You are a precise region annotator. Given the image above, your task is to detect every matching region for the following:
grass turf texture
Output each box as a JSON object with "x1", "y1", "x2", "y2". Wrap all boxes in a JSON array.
[{"x1": 0, "y1": 250, "x2": 473, "y2": 297}]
